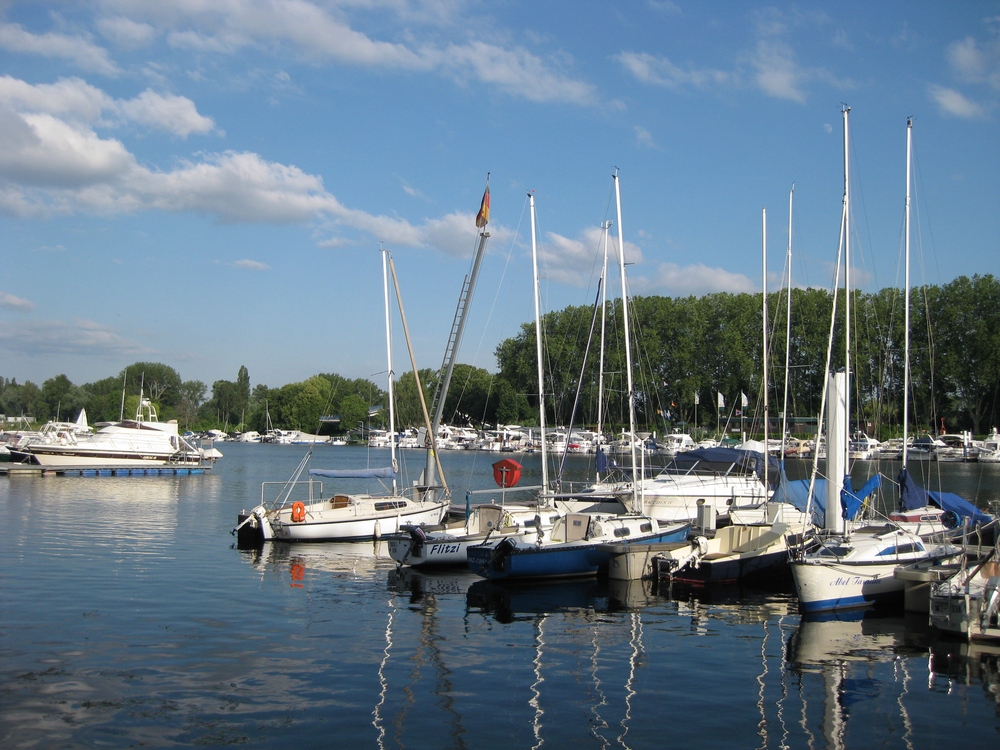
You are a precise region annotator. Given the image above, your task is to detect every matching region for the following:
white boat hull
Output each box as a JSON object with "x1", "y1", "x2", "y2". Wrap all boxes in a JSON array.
[
  {"x1": 251, "y1": 498, "x2": 448, "y2": 543},
  {"x1": 792, "y1": 559, "x2": 911, "y2": 613},
  {"x1": 14, "y1": 446, "x2": 205, "y2": 467}
]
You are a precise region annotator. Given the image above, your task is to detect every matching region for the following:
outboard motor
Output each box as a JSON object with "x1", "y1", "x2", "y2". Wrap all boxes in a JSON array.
[{"x1": 234, "y1": 510, "x2": 265, "y2": 550}]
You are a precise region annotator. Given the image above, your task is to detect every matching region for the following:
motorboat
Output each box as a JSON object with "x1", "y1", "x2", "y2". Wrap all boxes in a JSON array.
[
  {"x1": 929, "y1": 544, "x2": 1000, "y2": 641},
  {"x1": 976, "y1": 429, "x2": 1000, "y2": 463},
  {"x1": 8, "y1": 398, "x2": 221, "y2": 468},
  {"x1": 655, "y1": 501, "x2": 814, "y2": 585},
  {"x1": 587, "y1": 445, "x2": 776, "y2": 526}
]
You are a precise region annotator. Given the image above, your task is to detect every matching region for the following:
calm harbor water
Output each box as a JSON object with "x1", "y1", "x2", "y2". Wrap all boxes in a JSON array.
[{"x1": 2, "y1": 442, "x2": 1000, "y2": 748}]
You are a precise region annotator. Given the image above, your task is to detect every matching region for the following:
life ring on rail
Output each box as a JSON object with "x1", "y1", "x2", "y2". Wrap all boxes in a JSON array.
[{"x1": 291, "y1": 502, "x2": 306, "y2": 523}]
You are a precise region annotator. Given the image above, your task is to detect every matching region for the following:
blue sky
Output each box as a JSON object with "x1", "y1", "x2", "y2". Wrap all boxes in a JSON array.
[{"x1": 0, "y1": 1, "x2": 997, "y2": 394}]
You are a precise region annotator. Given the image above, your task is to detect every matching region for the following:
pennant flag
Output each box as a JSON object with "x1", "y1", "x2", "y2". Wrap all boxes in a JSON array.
[
  {"x1": 475, "y1": 180, "x2": 490, "y2": 228},
  {"x1": 717, "y1": 392, "x2": 725, "y2": 409},
  {"x1": 741, "y1": 391, "x2": 749, "y2": 407}
]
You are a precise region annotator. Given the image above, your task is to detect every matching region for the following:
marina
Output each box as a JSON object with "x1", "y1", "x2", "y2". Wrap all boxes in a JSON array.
[{"x1": 2, "y1": 442, "x2": 1000, "y2": 747}]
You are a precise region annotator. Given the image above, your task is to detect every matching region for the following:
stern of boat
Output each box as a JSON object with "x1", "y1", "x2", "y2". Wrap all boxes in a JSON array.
[{"x1": 233, "y1": 505, "x2": 273, "y2": 549}]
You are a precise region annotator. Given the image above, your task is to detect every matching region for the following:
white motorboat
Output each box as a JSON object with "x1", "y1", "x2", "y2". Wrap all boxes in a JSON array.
[
  {"x1": 588, "y1": 445, "x2": 774, "y2": 525},
  {"x1": 929, "y1": 545, "x2": 1000, "y2": 641},
  {"x1": 8, "y1": 398, "x2": 220, "y2": 468},
  {"x1": 977, "y1": 429, "x2": 1000, "y2": 463}
]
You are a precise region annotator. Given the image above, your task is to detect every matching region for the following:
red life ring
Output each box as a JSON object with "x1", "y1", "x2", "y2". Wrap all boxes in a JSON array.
[{"x1": 291, "y1": 502, "x2": 306, "y2": 522}]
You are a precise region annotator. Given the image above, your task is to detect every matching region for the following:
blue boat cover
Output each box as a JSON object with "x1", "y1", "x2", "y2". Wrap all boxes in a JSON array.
[
  {"x1": 771, "y1": 472, "x2": 878, "y2": 526},
  {"x1": 308, "y1": 466, "x2": 396, "y2": 479},
  {"x1": 841, "y1": 473, "x2": 881, "y2": 520},
  {"x1": 898, "y1": 467, "x2": 992, "y2": 525}
]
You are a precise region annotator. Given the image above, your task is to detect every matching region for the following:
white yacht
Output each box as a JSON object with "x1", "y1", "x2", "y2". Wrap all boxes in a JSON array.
[{"x1": 9, "y1": 397, "x2": 220, "y2": 468}]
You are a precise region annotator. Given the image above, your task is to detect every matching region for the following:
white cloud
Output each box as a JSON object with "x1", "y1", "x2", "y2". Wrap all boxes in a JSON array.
[
  {"x1": 538, "y1": 226, "x2": 643, "y2": 287},
  {"x1": 0, "y1": 76, "x2": 496, "y2": 252},
  {"x1": 750, "y1": 39, "x2": 806, "y2": 103},
  {"x1": 0, "y1": 111, "x2": 136, "y2": 188},
  {"x1": 115, "y1": 90, "x2": 219, "y2": 137},
  {"x1": 0, "y1": 292, "x2": 34, "y2": 311},
  {"x1": 630, "y1": 262, "x2": 757, "y2": 296},
  {"x1": 0, "y1": 22, "x2": 119, "y2": 76},
  {"x1": 96, "y1": 16, "x2": 157, "y2": 49},
  {"x1": 928, "y1": 84, "x2": 985, "y2": 118},
  {"x1": 0, "y1": 76, "x2": 110, "y2": 122},
  {"x1": 947, "y1": 35, "x2": 1000, "y2": 89},
  {"x1": 616, "y1": 51, "x2": 729, "y2": 89},
  {"x1": 231, "y1": 259, "x2": 270, "y2": 270},
  {"x1": 438, "y1": 40, "x2": 595, "y2": 105},
  {"x1": 0, "y1": 319, "x2": 147, "y2": 357},
  {"x1": 96, "y1": 1, "x2": 594, "y2": 105},
  {"x1": 0, "y1": 76, "x2": 217, "y2": 137},
  {"x1": 619, "y1": 9, "x2": 851, "y2": 104},
  {"x1": 634, "y1": 125, "x2": 656, "y2": 148}
]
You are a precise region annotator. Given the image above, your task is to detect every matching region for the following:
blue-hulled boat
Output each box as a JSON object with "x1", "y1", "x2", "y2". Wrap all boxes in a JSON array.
[{"x1": 467, "y1": 512, "x2": 690, "y2": 581}]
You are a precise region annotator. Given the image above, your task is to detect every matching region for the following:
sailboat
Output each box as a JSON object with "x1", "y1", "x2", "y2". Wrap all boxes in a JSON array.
[
  {"x1": 656, "y1": 203, "x2": 813, "y2": 585},
  {"x1": 584, "y1": 211, "x2": 776, "y2": 526},
  {"x1": 467, "y1": 177, "x2": 690, "y2": 581},
  {"x1": 888, "y1": 118, "x2": 992, "y2": 537},
  {"x1": 789, "y1": 108, "x2": 960, "y2": 614},
  {"x1": 234, "y1": 247, "x2": 449, "y2": 545},
  {"x1": 387, "y1": 188, "x2": 561, "y2": 566}
]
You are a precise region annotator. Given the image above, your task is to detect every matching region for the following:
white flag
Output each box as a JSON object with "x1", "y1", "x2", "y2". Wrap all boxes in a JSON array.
[
  {"x1": 741, "y1": 391, "x2": 749, "y2": 408},
  {"x1": 694, "y1": 392, "x2": 700, "y2": 406},
  {"x1": 717, "y1": 392, "x2": 725, "y2": 409}
]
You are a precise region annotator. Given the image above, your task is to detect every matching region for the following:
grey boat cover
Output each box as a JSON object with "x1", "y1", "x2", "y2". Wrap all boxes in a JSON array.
[{"x1": 309, "y1": 467, "x2": 396, "y2": 479}]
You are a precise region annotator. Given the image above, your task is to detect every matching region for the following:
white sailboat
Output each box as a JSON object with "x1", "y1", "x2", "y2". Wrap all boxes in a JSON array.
[
  {"x1": 386, "y1": 188, "x2": 556, "y2": 566},
  {"x1": 468, "y1": 177, "x2": 690, "y2": 581},
  {"x1": 889, "y1": 119, "x2": 992, "y2": 535},
  {"x1": 790, "y1": 108, "x2": 959, "y2": 614},
  {"x1": 235, "y1": 247, "x2": 448, "y2": 544}
]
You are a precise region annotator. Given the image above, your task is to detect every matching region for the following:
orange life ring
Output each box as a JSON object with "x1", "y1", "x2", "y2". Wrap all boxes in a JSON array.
[{"x1": 291, "y1": 501, "x2": 306, "y2": 523}]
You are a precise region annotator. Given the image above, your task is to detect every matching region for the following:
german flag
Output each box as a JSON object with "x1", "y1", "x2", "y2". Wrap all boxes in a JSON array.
[{"x1": 475, "y1": 180, "x2": 490, "y2": 228}]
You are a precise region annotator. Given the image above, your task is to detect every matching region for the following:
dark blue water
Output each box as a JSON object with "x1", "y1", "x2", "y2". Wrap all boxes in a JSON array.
[{"x1": 2, "y1": 443, "x2": 999, "y2": 748}]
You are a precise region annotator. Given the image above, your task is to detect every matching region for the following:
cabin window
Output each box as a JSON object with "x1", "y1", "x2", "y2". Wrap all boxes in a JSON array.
[
  {"x1": 613, "y1": 527, "x2": 631, "y2": 538},
  {"x1": 640, "y1": 523, "x2": 652, "y2": 533},
  {"x1": 879, "y1": 543, "x2": 924, "y2": 557},
  {"x1": 817, "y1": 546, "x2": 851, "y2": 558},
  {"x1": 374, "y1": 500, "x2": 408, "y2": 512}
]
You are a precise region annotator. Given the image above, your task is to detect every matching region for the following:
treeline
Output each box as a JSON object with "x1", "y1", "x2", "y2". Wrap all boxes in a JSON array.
[
  {"x1": 490, "y1": 273, "x2": 1000, "y2": 439},
  {"x1": 3, "y1": 274, "x2": 998, "y2": 439}
]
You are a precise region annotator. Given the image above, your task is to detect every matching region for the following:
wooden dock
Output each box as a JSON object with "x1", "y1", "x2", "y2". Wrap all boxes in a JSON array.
[{"x1": 1, "y1": 463, "x2": 213, "y2": 477}]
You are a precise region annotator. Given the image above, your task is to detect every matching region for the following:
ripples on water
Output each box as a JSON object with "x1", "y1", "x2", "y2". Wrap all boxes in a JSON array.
[{"x1": 1, "y1": 443, "x2": 999, "y2": 748}]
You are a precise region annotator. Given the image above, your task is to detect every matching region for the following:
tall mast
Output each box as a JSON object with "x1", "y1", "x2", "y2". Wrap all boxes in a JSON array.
[
  {"x1": 529, "y1": 193, "x2": 549, "y2": 494},
  {"x1": 842, "y1": 104, "x2": 852, "y2": 479},
  {"x1": 596, "y1": 220, "x2": 611, "y2": 478},
  {"x1": 762, "y1": 207, "x2": 769, "y2": 493},
  {"x1": 614, "y1": 170, "x2": 640, "y2": 513},
  {"x1": 903, "y1": 118, "x2": 912, "y2": 470},
  {"x1": 781, "y1": 185, "x2": 794, "y2": 462},
  {"x1": 381, "y1": 245, "x2": 398, "y2": 493}
]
